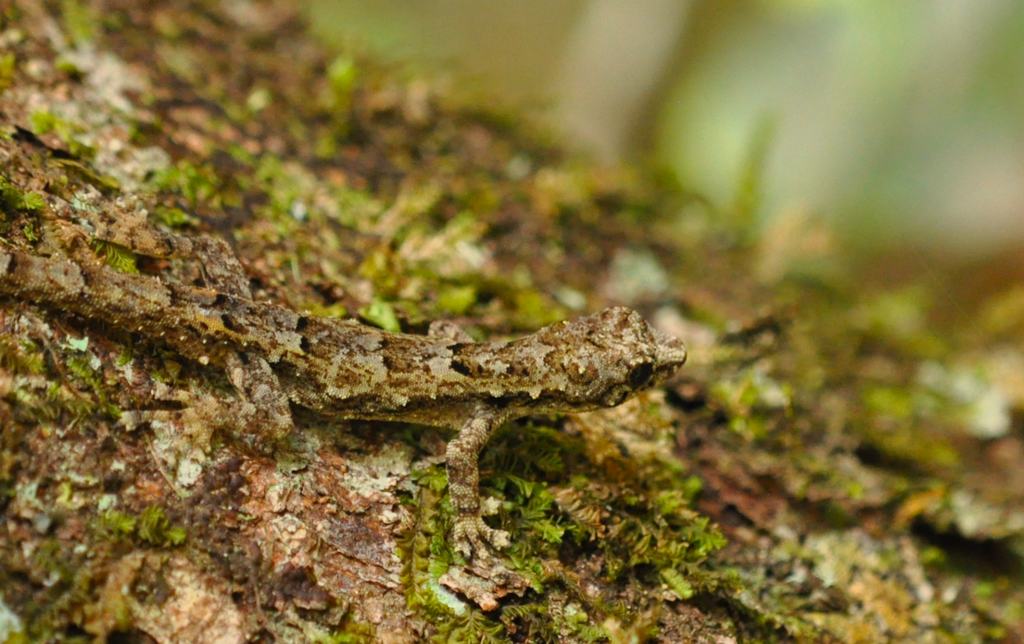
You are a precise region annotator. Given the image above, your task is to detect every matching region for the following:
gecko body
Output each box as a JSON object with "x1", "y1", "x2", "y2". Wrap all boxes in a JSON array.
[{"x1": 0, "y1": 246, "x2": 687, "y2": 560}]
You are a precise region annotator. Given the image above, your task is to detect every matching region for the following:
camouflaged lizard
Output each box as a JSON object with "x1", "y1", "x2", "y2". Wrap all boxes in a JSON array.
[{"x1": 0, "y1": 238, "x2": 687, "y2": 563}]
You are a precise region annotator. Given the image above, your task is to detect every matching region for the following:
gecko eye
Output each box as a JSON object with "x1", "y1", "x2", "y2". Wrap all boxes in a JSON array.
[{"x1": 628, "y1": 362, "x2": 654, "y2": 389}]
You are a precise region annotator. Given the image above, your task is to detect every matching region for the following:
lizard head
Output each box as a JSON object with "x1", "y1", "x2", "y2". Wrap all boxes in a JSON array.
[{"x1": 536, "y1": 306, "x2": 687, "y2": 409}]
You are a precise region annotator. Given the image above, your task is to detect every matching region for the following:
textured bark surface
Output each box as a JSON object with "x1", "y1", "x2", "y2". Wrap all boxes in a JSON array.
[{"x1": 0, "y1": 2, "x2": 1022, "y2": 643}]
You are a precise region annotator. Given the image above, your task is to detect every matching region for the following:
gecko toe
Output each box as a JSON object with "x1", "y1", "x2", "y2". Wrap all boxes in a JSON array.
[{"x1": 453, "y1": 516, "x2": 510, "y2": 559}]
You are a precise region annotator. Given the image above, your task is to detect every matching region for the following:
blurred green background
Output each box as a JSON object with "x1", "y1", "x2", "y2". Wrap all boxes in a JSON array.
[{"x1": 305, "y1": 0, "x2": 1024, "y2": 262}]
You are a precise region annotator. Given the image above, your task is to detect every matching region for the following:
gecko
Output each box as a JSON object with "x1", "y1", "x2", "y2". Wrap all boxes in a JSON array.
[{"x1": 0, "y1": 238, "x2": 687, "y2": 566}]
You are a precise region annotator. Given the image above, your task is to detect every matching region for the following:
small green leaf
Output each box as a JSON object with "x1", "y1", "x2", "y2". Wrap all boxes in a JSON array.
[
  {"x1": 660, "y1": 567, "x2": 694, "y2": 599},
  {"x1": 30, "y1": 110, "x2": 57, "y2": 135},
  {"x1": 18, "y1": 191, "x2": 44, "y2": 211},
  {"x1": 361, "y1": 298, "x2": 401, "y2": 332}
]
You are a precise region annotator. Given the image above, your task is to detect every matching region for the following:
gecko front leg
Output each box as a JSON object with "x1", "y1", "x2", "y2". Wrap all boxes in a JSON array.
[
  {"x1": 447, "y1": 406, "x2": 511, "y2": 558},
  {"x1": 224, "y1": 351, "x2": 294, "y2": 450},
  {"x1": 426, "y1": 321, "x2": 511, "y2": 556},
  {"x1": 425, "y1": 321, "x2": 510, "y2": 556},
  {"x1": 442, "y1": 404, "x2": 532, "y2": 609}
]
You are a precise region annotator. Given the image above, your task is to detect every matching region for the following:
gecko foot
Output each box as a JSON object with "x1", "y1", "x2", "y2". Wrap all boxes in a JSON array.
[
  {"x1": 452, "y1": 515, "x2": 510, "y2": 560},
  {"x1": 444, "y1": 516, "x2": 528, "y2": 610}
]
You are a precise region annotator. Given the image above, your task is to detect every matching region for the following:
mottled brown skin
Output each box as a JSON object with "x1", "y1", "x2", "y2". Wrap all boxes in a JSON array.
[{"x1": 0, "y1": 246, "x2": 687, "y2": 561}]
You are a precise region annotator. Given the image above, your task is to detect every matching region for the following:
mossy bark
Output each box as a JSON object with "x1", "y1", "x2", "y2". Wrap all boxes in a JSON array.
[{"x1": 0, "y1": 1, "x2": 1021, "y2": 643}]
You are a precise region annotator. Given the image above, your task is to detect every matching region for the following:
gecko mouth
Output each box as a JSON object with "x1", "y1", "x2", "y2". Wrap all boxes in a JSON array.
[{"x1": 653, "y1": 331, "x2": 687, "y2": 373}]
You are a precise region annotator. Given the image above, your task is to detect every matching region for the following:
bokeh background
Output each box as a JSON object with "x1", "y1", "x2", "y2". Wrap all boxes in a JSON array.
[{"x1": 304, "y1": 0, "x2": 1024, "y2": 264}]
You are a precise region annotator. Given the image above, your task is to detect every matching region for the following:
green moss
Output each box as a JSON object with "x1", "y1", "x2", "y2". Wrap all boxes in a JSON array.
[
  {"x1": 0, "y1": 337, "x2": 45, "y2": 375},
  {"x1": 15, "y1": 532, "x2": 117, "y2": 643},
  {"x1": 137, "y1": 506, "x2": 186, "y2": 546},
  {"x1": 398, "y1": 477, "x2": 462, "y2": 621},
  {"x1": 20, "y1": 220, "x2": 40, "y2": 242},
  {"x1": 0, "y1": 172, "x2": 45, "y2": 215},
  {"x1": 330, "y1": 185, "x2": 385, "y2": 230},
  {"x1": 252, "y1": 154, "x2": 316, "y2": 225},
  {"x1": 863, "y1": 385, "x2": 914, "y2": 420},
  {"x1": 93, "y1": 506, "x2": 185, "y2": 551},
  {"x1": 54, "y1": 56, "x2": 84, "y2": 79},
  {"x1": 97, "y1": 510, "x2": 137, "y2": 540},
  {"x1": 16, "y1": 386, "x2": 58, "y2": 422},
  {"x1": 91, "y1": 240, "x2": 138, "y2": 274},
  {"x1": 151, "y1": 159, "x2": 224, "y2": 209},
  {"x1": 59, "y1": 0, "x2": 99, "y2": 44},
  {"x1": 64, "y1": 352, "x2": 105, "y2": 401},
  {"x1": 6, "y1": 334, "x2": 128, "y2": 424},
  {"x1": 22, "y1": 539, "x2": 102, "y2": 642},
  {"x1": 29, "y1": 110, "x2": 57, "y2": 136},
  {"x1": 854, "y1": 286, "x2": 947, "y2": 356},
  {"x1": 114, "y1": 345, "x2": 133, "y2": 367},
  {"x1": 858, "y1": 385, "x2": 961, "y2": 469},
  {"x1": 978, "y1": 285, "x2": 1024, "y2": 336},
  {"x1": 502, "y1": 425, "x2": 723, "y2": 586},
  {"x1": 660, "y1": 568, "x2": 694, "y2": 600},
  {"x1": 357, "y1": 246, "x2": 401, "y2": 296},
  {"x1": 51, "y1": 158, "x2": 119, "y2": 192},
  {"x1": 28, "y1": 110, "x2": 96, "y2": 159},
  {"x1": 313, "y1": 617, "x2": 376, "y2": 644},
  {"x1": 152, "y1": 205, "x2": 198, "y2": 229},
  {"x1": 398, "y1": 416, "x2": 729, "y2": 641},
  {"x1": 0, "y1": 53, "x2": 16, "y2": 92},
  {"x1": 708, "y1": 367, "x2": 792, "y2": 442},
  {"x1": 511, "y1": 289, "x2": 565, "y2": 328},
  {"x1": 326, "y1": 55, "x2": 357, "y2": 107},
  {"x1": 436, "y1": 608, "x2": 509, "y2": 644},
  {"x1": 435, "y1": 284, "x2": 477, "y2": 316}
]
